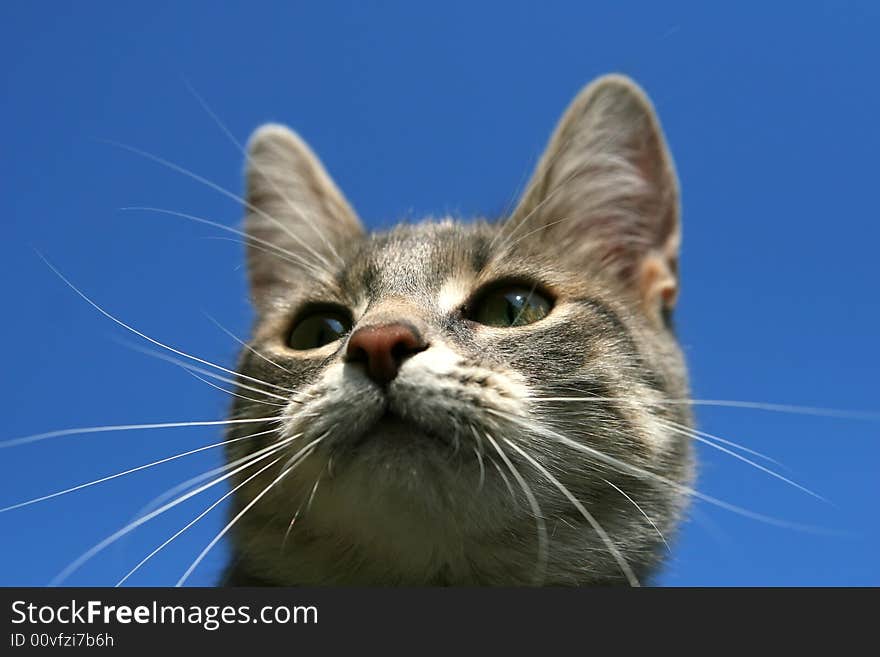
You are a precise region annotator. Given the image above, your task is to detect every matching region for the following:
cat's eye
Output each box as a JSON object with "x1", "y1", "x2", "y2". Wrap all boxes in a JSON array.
[
  {"x1": 469, "y1": 285, "x2": 552, "y2": 327},
  {"x1": 287, "y1": 308, "x2": 352, "y2": 350}
]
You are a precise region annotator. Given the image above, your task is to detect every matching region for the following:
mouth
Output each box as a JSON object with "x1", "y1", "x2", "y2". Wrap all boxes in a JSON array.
[{"x1": 352, "y1": 408, "x2": 452, "y2": 449}]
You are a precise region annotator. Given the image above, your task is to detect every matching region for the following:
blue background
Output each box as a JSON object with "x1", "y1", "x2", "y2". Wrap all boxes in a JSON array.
[{"x1": 1, "y1": 1, "x2": 878, "y2": 586}]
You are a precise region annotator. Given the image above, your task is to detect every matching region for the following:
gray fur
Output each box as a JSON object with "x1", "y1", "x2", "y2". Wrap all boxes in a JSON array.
[{"x1": 223, "y1": 74, "x2": 694, "y2": 586}]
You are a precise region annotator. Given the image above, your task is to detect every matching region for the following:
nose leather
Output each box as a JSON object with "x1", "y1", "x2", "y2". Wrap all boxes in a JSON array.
[{"x1": 345, "y1": 322, "x2": 428, "y2": 385}]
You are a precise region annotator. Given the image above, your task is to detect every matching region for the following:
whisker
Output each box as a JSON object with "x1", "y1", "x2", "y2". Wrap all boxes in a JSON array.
[
  {"x1": 1, "y1": 427, "x2": 278, "y2": 513},
  {"x1": 601, "y1": 478, "x2": 670, "y2": 553},
  {"x1": 1, "y1": 416, "x2": 281, "y2": 450},
  {"x1": 661, "y1": 418, "x2": 787, "y2": 469},
  {"x1": 305, "y1": 475, "x2": 322, "y2": 514},
  {"x1": 116, "y1": 340, "x2": 292, "y2": 401},
  {"x1": 115, "y1": 451, "x2": 288, "y2": 586},
  {"x1": 484, "y1": 433, "x2": 549, "y2": 586},
  {"x1": 203, "y1": 312, "x2": 292, "y2": 374},
  {"x1": 280, "y1": 472, "x2": 323, "y2": 551},
  {"x1": 502, "y1": 437, "x2": 640, "y2": 587},
  {"x1": 658, "y1": 420, "x2": 829, "y2": 504},
  {"x1": 534, "y1": 396, "x2": 880, "y2": 421},
  {"x1": 35, "y1": 251, "x2": 297, "y2": 395},
  {"x1": 488, "y1": 457, "x2": 517, "y2": 503},
  {"x1": 686, "y1": 399, "x2": 880, "y2": 421},
  {"x1": 175, "y1": 436, "x2": 326, "y2": 586},
  {"x1": 48, "y1": 433, "x2": 300, "y2": 586},
  {"x1": 100, "y1": 140, "x2": 335, "y2": 274},
  {"x1": 281, "y1": 496, "x2": 308, "y2": 554},
  {"x1": 199, "y1": 234, "x2": 316, "y2": 271},
  {"x1": 491, "y1": 408, "x2": 844, "y2": 534},
  {"x1": 180, "y1": 368, "x2": 286, "y2": 407},
  {"x1": 180, "y1": 79, "x2": 344, "y2": 265},
  {"x1": 131, "y1": 428, "x2": 293, "y2": 518},
  {"x1": 472, "y1": 445, "x2": 486, "y2": 493},
  {"x1": 120, "y1": 207, "x2": 323, "y2": 274}
]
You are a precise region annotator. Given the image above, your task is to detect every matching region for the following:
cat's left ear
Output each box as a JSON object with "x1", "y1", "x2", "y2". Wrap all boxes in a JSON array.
[
  {"x1": 505, "y1": 74, "x2": 680, "y2": 325},
  {"x1": 244, "y1": 124, "x2": 364, "y2": 312}
]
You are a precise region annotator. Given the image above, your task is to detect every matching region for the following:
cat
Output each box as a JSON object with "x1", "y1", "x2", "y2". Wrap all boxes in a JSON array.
[{"x1": 220, "y1": 73, "x2": 695, "y2": 586}]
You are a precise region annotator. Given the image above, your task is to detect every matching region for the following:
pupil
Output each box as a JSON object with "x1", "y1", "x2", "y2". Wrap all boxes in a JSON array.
[
  {"x1": 320, "y1": 318, "x2": 343, "y2": 344},
  {"x1": 507, "y1": 293, "x2": 525, "y2": 324}
]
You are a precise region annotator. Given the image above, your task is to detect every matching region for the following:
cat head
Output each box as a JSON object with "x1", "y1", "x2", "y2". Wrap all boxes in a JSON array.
[{"x1": 225, "y1": 74, "x2": 694, "y2": 586}]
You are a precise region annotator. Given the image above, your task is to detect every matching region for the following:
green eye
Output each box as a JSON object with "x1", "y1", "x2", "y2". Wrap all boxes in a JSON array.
[
  {"x1": 471, "y1": 286, "x2": 552, "y2": 327},
  {"x1": 287, "y1": 309, "x2": 352, "y2": 350}
]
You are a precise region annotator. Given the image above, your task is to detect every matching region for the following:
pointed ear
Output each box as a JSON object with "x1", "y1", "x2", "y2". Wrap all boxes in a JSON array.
[
  {"x1": 506, "y1": 74, "x2": 680, "y2": 324},
  {"x1": 244, "y1": 124, "x2": 363, "y2": 311}
]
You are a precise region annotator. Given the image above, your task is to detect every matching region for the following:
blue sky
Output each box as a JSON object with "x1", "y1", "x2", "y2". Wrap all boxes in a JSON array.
[{"x1": 1, "y1": 1, "x2": 878, "y2": 586}]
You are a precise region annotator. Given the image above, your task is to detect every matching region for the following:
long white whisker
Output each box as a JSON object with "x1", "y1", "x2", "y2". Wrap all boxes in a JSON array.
[
  {"x1": 484, "y1": 433, "x2": 549, "y2": 585},
  {"x1": 279, "y1": 434, "x2": 329, "y2": 552},
  {"x1": 120, "y1": 207, "x2": 324, "y2": 275},
  {"x1": 1, "y1": 416, "x2": 280, "y2": 450},
  {"x1": 472, "y1": 445, "x2": 486, "y2": 493},
  {"x1": 658, "y1": 420, "x2": 829, "y2": 503},
  {"x1": 502, "y1": 437, "x2": 640, "y2": 587},
  {"x1": 131, "y1": 428, "x2": 290, "y2": 518},
  {"x1": 1, "y1": 428, "x2": 277, "y2": 513},
  {"x1": 199, "y1": 235, "x2": 307, "y2": 272},
  {"x1": 203, "y1": 312, "x2": 292, "y2": 374},
  {"x1": 281, "y1": 496, "x2": 308, "y2": 553},
  {"x1": 488, "y1": 457, "x2": 517, "y2": 502},
  {"x1": 116, "y1": 340, "x2": 292, "y2": 400},
  {"x1": 687, "y1": 399, "x2": 880, "y2": 421},
  {"x1": 116, "y1": 450, "x2": 289, "y2": 587},
  {"x1": 601, "y1": 478, "x2": 670, "y2": 553},
  {"x1": 662, "y1": 418, "x2": 787, "y2": 469},
  {"x1": 491, "y1": 409, "x2": 842, "y2": 534},
  {"x1": 305, "y1": 475, "x2": 322, "y2": 513},
  {"x1": 175, "y1": 436, "x2": 325, "y2": 586},
  {"x1": 101, "y1": 140, "x2": 335, "y2": 273},
  {"x1": 535, "y1": 396, "x2": 880, "y2": 421},
  {"x1": 180, "y1": 368, "x2": 286, "y2": 407},
  {"x1": 48, "y1": 433, "x2": 300, "y2": 586},
  {"x1": 180, "y1": 80, "x2": 344, "y2": 265},
  {"x1": 35, "y1": 251, "x2": 297, "y2": 395}
]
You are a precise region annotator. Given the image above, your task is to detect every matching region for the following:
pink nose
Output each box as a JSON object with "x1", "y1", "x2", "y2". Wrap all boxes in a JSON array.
[{"x1": 345, "y1": 322, "x2": 428, "y2": 385}]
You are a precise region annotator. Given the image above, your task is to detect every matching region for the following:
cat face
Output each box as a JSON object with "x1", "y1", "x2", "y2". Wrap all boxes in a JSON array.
[{"x1": 224, "y1": 74, "x2": 694, "y2": 585}]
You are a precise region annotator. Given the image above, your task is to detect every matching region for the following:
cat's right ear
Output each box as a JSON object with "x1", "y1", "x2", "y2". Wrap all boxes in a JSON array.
[
  {"x1": 244, "y1": 124, "x2": 363, "y2": 312},
  {"x1": 503, "y1": 75, "x2": 680, "y2": 326}
]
